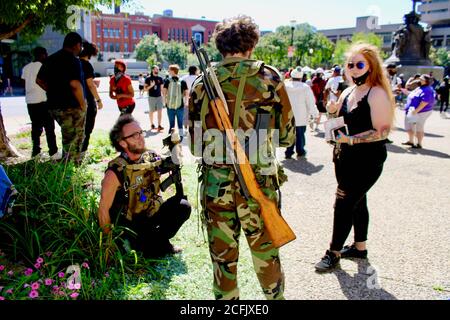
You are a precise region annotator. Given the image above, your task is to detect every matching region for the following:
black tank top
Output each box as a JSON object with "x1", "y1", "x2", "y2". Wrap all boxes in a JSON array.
[{"x1": 340, "y1": 87, "x2": 375, "y2": 136}]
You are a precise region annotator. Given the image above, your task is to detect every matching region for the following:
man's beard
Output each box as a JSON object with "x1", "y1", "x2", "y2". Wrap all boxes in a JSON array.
[{"x1": 127, "y1": 143, "x2": 146, "y2": 155}]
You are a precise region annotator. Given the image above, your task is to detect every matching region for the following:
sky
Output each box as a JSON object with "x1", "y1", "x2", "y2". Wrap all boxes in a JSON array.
[{"x1": 109, "y1": 0, "x2": 414, "y2": 31}]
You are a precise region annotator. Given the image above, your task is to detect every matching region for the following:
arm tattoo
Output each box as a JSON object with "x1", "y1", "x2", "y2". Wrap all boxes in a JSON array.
[{"x1": 352, "y1": 127, "x2": 390, "y2": 144}]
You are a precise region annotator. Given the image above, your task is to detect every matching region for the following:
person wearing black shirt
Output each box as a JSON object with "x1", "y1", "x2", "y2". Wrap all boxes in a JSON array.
[
  {"x1": 144, "y1": 65, "x2": 164, "y2": 132},
  {"x1": 36, "y1": 32, "x2": 86, "y2": 163},
  {"x1": 80, "y1": 41, "x2": 102, "y2": 155}
]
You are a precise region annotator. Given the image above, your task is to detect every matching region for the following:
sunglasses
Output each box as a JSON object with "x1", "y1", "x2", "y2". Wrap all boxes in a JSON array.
[
  {"x1": 347, "y1": 61, "x2": 366, "y2": 70},
  {"x1": 123, "y1": 130, "x2": 145, "y2": 140}
]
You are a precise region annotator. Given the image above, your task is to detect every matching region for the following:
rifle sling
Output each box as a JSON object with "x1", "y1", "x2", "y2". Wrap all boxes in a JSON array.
[{"x1": 233, "y1": 70, "x2": 248, "y2": 130}]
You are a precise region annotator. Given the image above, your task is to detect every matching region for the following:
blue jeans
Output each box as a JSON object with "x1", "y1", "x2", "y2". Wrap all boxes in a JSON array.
[
  {"x1": 167, "y1": 107, "x2": 184, "y2": 135},
  {"x1": 285, "y1": 126, "x2": 306, "y2": 157}
]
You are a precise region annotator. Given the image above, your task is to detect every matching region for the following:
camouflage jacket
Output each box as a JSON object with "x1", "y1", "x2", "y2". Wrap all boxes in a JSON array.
[{"x1": 188, "y1": 56, "x2": 295, "y2": 190}]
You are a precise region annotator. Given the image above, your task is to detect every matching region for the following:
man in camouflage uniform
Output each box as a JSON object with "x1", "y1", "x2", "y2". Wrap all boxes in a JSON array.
[
  {"x1": 37, "y1": 32, "x2": 86, "y2": 163},
  {"x1": 189, "y1": 16, "x2": 295, "y2": 300}
]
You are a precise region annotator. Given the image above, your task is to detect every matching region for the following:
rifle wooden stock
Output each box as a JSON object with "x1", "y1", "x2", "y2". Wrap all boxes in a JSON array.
[{"x1": 210, "y1": 97, "x2": 296, "y2": 248}]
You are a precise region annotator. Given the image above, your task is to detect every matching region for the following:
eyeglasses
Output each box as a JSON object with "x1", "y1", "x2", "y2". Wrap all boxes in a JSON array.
[
  {"x1": 347, "y1": 61, "x2": 366, "y2": 70},
  {"x1": 122, "y1": 130, "x2": 145, "y2": 140}
]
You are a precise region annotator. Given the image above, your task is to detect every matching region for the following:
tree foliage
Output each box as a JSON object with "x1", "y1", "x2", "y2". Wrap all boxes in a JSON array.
[
  {"x1": 0, "y1": 0, "x2": 130, "y2": 41},
  {"x1": 253, "y1": 23, "x2": 334, "y2": 70},
  {"x1": 430, "y1": 47, "x2": 450, "y2": 68},
  {"x1": 332, "y1": 32, "x2": 384, "y2": 66}
]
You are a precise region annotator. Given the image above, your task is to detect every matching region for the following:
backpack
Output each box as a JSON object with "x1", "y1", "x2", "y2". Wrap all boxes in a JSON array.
[
  {"x1": 167, "y1": 78, "x2": 183, "y2": 109},
  {"x1": 0, "y1": 165, "x2": 17, "y2": 218}
]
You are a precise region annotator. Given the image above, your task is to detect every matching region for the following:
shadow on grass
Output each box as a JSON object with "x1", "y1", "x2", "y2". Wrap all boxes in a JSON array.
[{"x1": 119, "y1": 253, "x2": 188, "y2": 300}]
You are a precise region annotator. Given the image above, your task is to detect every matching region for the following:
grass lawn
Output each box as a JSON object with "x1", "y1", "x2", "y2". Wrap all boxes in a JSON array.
[{"x1": 0, "y1": 129, "x2": 264, "y2": 300}]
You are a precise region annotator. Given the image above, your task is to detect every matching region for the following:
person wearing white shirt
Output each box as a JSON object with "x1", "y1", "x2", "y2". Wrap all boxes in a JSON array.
[
  {"x1": 324, "y1": 66, "x2": 343, "y2": 103},
  {"x1": 21, "y1": 47, "x2": 58, "y2": 158},
  {"x1": 181, "y1": 66, "x2": 199, "y2": 133},
  {"x1": 284, "y1": 68, "x2": 319, "y2": 159}
]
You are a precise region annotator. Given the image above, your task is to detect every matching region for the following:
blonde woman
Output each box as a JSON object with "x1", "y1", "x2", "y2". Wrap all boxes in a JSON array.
[{"x1": 315, "y1": 43, "x2": 395, "y2": 272}]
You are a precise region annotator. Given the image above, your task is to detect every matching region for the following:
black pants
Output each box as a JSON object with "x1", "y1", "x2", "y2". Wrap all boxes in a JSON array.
[
  {"x1": 330, "y1": 143, "x2": 387, "y2": 252},
  {"x1": 27, "y1": 102, "x2": 58, "y2": 156},
  {"x1": 440, "y1": 98, "x2": 449, "y2": 113},
  {"x1": 81, "y1": 100, "x2": 97, "y2": 152},
  {"x1": 119, "y1": 196, "x2": 191, "y2": 257},
  {"x1": 119, "y1": 103, "x2": 135, "y2": 115}
]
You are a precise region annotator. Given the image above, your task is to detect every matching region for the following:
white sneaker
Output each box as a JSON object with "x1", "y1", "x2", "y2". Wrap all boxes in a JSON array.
[{"x1": 50, "y1": 152, "x2": 63, "y2": 161}]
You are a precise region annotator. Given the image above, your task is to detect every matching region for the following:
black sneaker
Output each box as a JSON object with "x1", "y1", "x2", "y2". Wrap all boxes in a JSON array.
[
  {"x1": 340, "y1": 244, "x2": 368, "y2": 259},
  {"x1": 412, "y1": 144, "x2": 422, "y2": 149},
  {"x1": 151, "y1": 124, "x2": 156, "y2": 130},
  {"x1": 315, "y1": 250, "x2": 340, "y2": 272}
]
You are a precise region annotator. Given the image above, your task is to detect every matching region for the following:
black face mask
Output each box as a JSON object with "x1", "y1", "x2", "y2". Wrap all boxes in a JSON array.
[{"x1": 352, "y1": 71, "x2": 370, "y2": 86}]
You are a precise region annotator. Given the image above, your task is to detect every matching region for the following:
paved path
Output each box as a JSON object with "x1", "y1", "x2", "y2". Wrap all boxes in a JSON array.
[{"x1": 1, "y1": 78, "x2": 449, "y2": 299}]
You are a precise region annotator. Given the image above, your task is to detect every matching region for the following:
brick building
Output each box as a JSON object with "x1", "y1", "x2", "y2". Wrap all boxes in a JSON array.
[{"x1": 90, "y1": 8, "x2": 218, "y2": 61}]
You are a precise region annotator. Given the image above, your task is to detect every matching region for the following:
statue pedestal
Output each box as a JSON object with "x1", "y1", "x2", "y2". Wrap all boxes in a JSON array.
[{"x1": 397, "y1": 65, "x2": 445, "y2": 82}]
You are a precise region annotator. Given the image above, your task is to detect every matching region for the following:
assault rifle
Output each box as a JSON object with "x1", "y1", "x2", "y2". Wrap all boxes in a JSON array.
[
  {"x1": 192, "y1": 38, "x2": 296, "y2": 248},
  {"x1": 159, "y1": 133, "x2": 185, "y2": 200}
]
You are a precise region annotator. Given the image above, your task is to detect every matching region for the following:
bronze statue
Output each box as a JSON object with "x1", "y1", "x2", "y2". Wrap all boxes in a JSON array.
[{"x1": 388, "y1": 0, "x2": 432, "y2": 66}]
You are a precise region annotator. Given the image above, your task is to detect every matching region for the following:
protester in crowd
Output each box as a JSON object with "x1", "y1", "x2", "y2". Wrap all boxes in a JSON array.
[
  {"x1": 189, "y1": 15, "x2": 294, "y2": 300},
  {"x1": 181, "y1": 66, "x2": 199, "y2": 134},
  {"x1": 402, "y1": 74, "x2": 435, "y2": 149},
  {"x1": 21, "y1": 46, "x2": 59, "y2": 160},
  {"x1": 36, "y1": 32, "x2": 86, "y2": 163},
  {"x1": 315, "y1": 43, "x2": 394, "y2": 272},
  {"x1": 284, "y1": 67, "x2": 318, "y2": 160},
  {"x1": 438, "y1": 76, "x2": 449, "y2": 117},
  {"x1": 98, "y1": 115, "x2": 191, "y2": 258},
  {"x1": 163, "y1": 64, "x2": 189, "y2": 136},
  {"x1": 144, "y1": 65, "x2": 164, "y2": 132},
  {"x1": 138, "y1": 73, "x2": 145, "y2": 98},
  {"x1": 311, "y1": 68, "x2": 327, "y2": 131},
  {"x1": 79, "y1": 41, "x2": 103, "y2": 155},
  {"x1": 109, "y1": 60, "x2": 135, "y2": 114}
]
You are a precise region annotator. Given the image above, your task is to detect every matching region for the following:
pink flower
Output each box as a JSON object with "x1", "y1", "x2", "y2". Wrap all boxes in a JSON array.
[
  {"x1": 23, "y1": 284, "x2": 30, "y2": 288},
  {"x1": 58, "y1": 272, "x2": 65, "y2": 278},
  {"x1": 45, "y1": 252, "x2": 52, "y2": 257},
  {"x1": 104, "y1": 272, "x2": 110, "y2": 278},
  {"x1": 44, "y1": 279, "x2": 53, "y2": 286},
  {"x1": 24, "y1": 268, "x2": 33, "y2": 276},
  {"x1": 81, "y1": 262, "x2": 89, "y2": 269},
  {"x1": 0, "y1": 296, "x2": 5, "y2": 300},
  {"x1": 34, "y1": 263, "x2": 41, "y2": 269},
  {"x1": 58, "y1": 291, "x2": 65, "y2": 296},
  {"x1": 29, "y1": 290, "x2": 39, "y2": 299},
  {"x1": 31, "y1": 282, "x2": 40, "y2": 290},
  {"x1": 36, "y1": 257, "x2": 44, "y2": 264},
  {"x1": 0, "y1": 265, "x2": 4, "y2": 271},
  {"x1": 70, "y1": 292, "x2": 79, "y2": 299},
  {"x1": 6, "y1": 289, "x2": 13, "y2": 294},
  {"x1": 7, "y1": 271, "x2": 13, "y2": 276}
]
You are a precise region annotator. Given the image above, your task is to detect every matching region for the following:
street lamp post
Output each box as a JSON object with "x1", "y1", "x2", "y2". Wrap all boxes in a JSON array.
[{"x1": 289, "y1": 20, "x2": 296, "y2": 68}]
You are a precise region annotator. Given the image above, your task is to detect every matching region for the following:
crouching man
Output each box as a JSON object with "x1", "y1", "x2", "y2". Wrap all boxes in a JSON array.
[{"x1": 98, "y1": 114, "x2": 191, "y2": 258}]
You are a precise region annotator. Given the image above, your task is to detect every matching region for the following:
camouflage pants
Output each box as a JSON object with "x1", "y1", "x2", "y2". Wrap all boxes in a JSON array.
[
  {"x1": 50, "y1": 107, "x2": 86, "y2": 161},
  {"x1": 202, "y1": 166, "x2": 285, "y2": 300}
]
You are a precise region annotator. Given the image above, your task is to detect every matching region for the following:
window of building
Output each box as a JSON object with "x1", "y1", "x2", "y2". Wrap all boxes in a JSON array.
[
  {"x1": 133, "y1": 29, "x2": 137, "y2": 39},
  {"x1": 432, "y1": 36, "x2": 444, "y2": 47},
  {"x1": 139, "y1": 30, "x2": 143, "y2": 38},
  {"x1": 109, "y1": 28, "x2": 114, "y2": 38},
  {"x1": 124, "y1": 43, "x2": 128, "y2": 52},
  {"x1": 110, "y1": 43, "x2": 114, "y2": 52},
  {"x1": 116, "y1": 29, "x2": 120, "y2": 38},
  {"x1": 104, "y1": 42, "x2": 108, "y2": 52},
  {"x1": 116, "y1": 43, "x2": 120, "y2": 52},
  {"x1": 104, "y1": 28, "x2": 108, "y2": 38}
]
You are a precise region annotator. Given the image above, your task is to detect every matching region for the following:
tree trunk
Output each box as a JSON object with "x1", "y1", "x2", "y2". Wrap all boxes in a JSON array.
[{"x1": 0, "y1": 106, "x2": 22, "y2": 159}]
